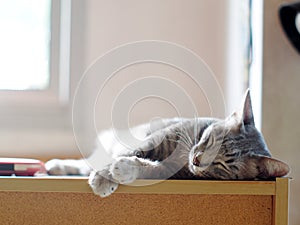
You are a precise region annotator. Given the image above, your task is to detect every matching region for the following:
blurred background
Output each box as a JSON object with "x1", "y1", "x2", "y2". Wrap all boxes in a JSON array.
[{"x1": 0, "y1": 0, "x2": 299, "y2": 223}]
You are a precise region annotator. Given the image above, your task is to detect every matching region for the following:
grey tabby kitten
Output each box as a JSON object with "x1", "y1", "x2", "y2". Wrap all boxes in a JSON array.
[{"x1": 46, "y1": 90, "x2": 290, "y2": 197}]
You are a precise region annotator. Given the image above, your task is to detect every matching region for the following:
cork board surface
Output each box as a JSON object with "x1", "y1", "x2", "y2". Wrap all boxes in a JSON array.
[{"x1": 0, "y1": 192, "x2": 272, "y2": 225}]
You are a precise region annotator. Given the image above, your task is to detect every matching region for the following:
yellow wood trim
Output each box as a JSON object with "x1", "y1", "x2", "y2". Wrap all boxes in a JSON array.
[
  {"x1": 118, "y1": 179, "x2": 276, "y2": 195},
  {"x1": 0, "y1": 177, "x2": 276, "y2": 195},
  {"x1": 0, "y1": 177, "x2": 91, "y2": 193},
  {"x1": 273, "y1": 177, "x2": 289, "y2": 225}
]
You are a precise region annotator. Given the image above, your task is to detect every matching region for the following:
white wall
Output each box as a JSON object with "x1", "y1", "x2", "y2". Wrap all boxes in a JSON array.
[
  {"x1": 74, "y1": 0, "x2": 247, "y2": 156},
  {"x1": 69, "y1": 0, "x2": 245, "y2": 158},
  {"x1": 262, "y1": 1, "x2": 300, "y2": 224}
]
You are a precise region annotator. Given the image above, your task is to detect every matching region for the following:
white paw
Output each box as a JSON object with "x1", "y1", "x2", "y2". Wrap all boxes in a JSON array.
[
  {"x1": 45, "y1": 159, "x2": 79, "y2": 175},
  {"x1": 88, "y1": 170, "x2": 119, "y2": 197},
  {"x1": 110, "y1": 157, "x2": 141, "y2": 184}
]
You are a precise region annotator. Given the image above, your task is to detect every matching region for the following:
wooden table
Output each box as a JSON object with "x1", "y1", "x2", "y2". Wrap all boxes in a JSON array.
[{"x1": 0, "y1": 177, "x2": 289, "y2": 225}]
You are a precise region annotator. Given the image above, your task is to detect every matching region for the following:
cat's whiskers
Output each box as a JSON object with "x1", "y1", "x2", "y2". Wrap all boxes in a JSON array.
[
  {"x1": 175, "y1": 131, "x2": 193, "y2": 149},
  {"x1": 181, "y1": 126, "x2": 193, "y2": 146},
  {"x1": 167, "y1": 138, "x2": 190, "y2": 151},
  {"x1": 174, "y1": 132, "x2": 192, "y2": 149},
  {"x1": 194, "y1": 116, "x2": 198, "y2": 145},
  {"x1": 175, "y1": 131, "x2": 189, "y2": 145}
]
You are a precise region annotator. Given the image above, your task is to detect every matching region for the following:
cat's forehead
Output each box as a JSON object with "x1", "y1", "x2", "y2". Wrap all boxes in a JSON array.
[
  {"x1": 203, "y1": 119, "x2": 242, "y2": 141},
  {"x1": 205, "y1": 121, "x2": 229, "y2": 137}
]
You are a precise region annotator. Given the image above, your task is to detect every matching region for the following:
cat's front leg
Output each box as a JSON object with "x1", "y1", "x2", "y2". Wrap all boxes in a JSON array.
[
  {"x1": 110, "y1": 156, "x2": 142, "y2": 184},
  {"x1": 88, "y1": 169, "x2": 119, "y2": 197},
  {"x1": 109, "y1": 156, "x2": 162, "y2": 184}
]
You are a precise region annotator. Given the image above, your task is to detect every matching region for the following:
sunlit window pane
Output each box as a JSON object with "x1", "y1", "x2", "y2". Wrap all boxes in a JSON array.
[{"x1": 0, "y1": 0, "x2": 51, "y2": 90}]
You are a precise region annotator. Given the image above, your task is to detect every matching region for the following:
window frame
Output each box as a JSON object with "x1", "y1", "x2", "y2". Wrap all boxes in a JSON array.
[
  {"x1": 0, "y1": 0, "x2": 76, "y2": 157},
  {"x1": 0, "y1": 0, "x2": 71, "y2": 109}
]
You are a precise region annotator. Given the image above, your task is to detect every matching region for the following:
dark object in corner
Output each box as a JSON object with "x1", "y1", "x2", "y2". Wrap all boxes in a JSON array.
[{"x1": 279, "y1": 1, "x2": 300, "y2": 53}]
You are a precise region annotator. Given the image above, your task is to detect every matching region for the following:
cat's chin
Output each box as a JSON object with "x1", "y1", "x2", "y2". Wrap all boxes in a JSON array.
[
  {"x1": 188, "y1": 152, "x2": 209, "y2": 176},
  {"x1": 188, "y1": 163, "x2": 205, "y2": 177}
]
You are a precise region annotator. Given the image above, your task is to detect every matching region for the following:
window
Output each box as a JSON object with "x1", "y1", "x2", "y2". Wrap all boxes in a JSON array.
[
  {"x1": 0, "y1": 0, "x2": 51, "y2": 91},
  {"x1": 249, "y1": 0, "x2": 263, "y2": 130},
  {"x1": 0, "y1": 0, "x2": 71, "y2": 106},
  {"x1": 227, "y1": 0, "x2": 263, "y2": 130},
  {"x1": 0, "y1": 0, "x2": 74, "y2": 157}
]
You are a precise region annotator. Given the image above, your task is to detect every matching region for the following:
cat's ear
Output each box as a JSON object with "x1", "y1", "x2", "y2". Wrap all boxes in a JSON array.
[
  {"x1": 241, "y1": 89, "x2": 255, "y2": 126},
  {"x1": 228, "y1": 89, "x2": 255, "y2": 131},
  {"x1": 253, "y1": 155, "x2": 290, "y2": 178}
]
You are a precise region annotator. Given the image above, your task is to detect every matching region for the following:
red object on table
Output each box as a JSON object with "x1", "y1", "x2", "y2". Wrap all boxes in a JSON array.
[{"x1": 0, "y1": 158, "x2": 46, "y2": 176}]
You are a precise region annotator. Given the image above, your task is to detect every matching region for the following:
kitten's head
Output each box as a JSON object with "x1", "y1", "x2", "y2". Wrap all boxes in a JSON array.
[{"x1": 189, "y1": 90, "x2": 290, "y2": 179}]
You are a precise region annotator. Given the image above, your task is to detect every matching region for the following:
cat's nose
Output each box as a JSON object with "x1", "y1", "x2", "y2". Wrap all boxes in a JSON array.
[
  {"x1": 193, "y1": 155, "x2": 201, "y2": 166},
  {"x1": 193, "y1": 152, "x2": 204, "y2": 167}
]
